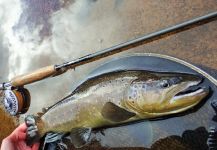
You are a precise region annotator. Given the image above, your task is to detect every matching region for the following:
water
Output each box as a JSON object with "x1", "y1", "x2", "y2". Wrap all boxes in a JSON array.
[{"x1": 0, "y1": 0, "x2": 140, "y2": 115}]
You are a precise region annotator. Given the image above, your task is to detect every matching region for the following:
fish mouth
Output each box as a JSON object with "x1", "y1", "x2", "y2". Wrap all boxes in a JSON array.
[
  {"x1": 174, "y1": 86, "x2": 209, "y2": 100},
  {"x1": 172, "y1": 76, "x2": 209, "y2": 102}
]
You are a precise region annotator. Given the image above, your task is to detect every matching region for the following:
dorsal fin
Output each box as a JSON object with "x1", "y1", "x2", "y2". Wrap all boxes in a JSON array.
[{"x1": 35, "y1": 106, "x2": 50, "y2": 118}]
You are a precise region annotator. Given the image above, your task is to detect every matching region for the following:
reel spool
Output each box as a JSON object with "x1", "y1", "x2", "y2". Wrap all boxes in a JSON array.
[{"x1": 3, "y1": 87, "x2": 31, "y2": 116}]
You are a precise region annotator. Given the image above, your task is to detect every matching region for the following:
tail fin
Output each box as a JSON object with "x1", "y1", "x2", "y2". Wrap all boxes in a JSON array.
[
  {"x1": 25, "y1": 115, "x2": 45, "y2": 146},
  {"x1": 25, "y1": 115, "x2": 68, "y2": 150}
]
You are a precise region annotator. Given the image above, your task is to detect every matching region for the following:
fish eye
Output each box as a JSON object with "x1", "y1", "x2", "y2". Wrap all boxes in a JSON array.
[{"x1": 160, "y1": 80, "x2": 170, "y2": 88}]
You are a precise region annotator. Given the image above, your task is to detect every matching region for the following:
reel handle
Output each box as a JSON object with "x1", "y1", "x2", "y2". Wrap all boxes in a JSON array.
[{"x1": 10, "y1": 65, "x2": 67, "y2": 87}]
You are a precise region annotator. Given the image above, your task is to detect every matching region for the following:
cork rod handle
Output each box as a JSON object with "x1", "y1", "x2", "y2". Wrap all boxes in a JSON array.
[{"x1": 10, "y1": 65, "x2": 58, "y2": 87}]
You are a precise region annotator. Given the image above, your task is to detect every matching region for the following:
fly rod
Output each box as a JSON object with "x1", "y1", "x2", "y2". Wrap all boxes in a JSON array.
[{"x1": 1, "y1": 11, "x2": 217, "y2": 116}]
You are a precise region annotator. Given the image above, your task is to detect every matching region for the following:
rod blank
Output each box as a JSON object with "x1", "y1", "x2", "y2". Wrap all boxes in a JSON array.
[{"x1": 56, "y1": 11, "x2": 217, "y2": 70}]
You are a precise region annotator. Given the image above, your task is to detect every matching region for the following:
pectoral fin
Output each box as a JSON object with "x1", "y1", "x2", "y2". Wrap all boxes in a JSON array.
[
  {"x1": 101, "y1": 102, "x2": 136, "y2": 122},
  {"x1": 70, "y1": 127, "x2": 92, "y2": 148}
]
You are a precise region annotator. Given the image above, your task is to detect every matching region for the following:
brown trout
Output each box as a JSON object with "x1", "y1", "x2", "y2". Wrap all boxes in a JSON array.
[{"x1": 26, "y1": 70, "x2": 209, "y2": 148}]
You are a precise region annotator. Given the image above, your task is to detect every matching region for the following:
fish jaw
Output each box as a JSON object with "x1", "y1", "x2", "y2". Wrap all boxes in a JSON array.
[
  {"x1": 166, "y1": 86, "x2": 209, "y2": 114},
  {"x1": 156, "y1": 75, "x2": 209, "y2": 115},
  {"x1": 164, "y1": 73, "x2": 208, "y2": 114}
]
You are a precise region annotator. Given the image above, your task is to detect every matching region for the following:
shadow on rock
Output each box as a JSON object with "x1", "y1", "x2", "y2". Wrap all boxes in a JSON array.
[{"x1": 151, "y1": 127, "x2": 208, "y2": 150}]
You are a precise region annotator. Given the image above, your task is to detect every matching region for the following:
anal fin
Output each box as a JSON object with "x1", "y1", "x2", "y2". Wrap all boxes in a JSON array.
[
  {"x1": 42, "y1": 132, "x2": 66, "y2": 150},
  {"x1": 70, "y1": 127, "x2": 92, "y2": 148}
]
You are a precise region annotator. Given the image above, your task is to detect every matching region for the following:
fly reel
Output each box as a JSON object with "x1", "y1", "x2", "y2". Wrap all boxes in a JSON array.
[{"x1": 3, "y1": 87, "x2": 31, "y2": 116}]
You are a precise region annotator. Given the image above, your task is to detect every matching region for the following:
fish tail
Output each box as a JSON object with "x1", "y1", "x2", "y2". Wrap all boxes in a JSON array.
[{"x1": 25, "y1": 115, "x2": 46, "y2": 146}]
